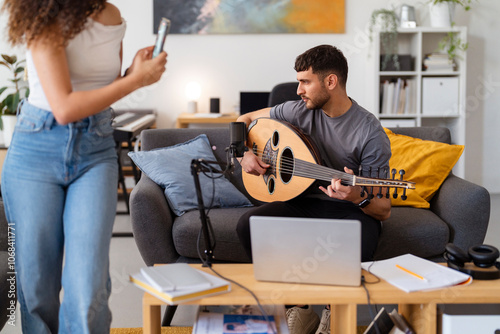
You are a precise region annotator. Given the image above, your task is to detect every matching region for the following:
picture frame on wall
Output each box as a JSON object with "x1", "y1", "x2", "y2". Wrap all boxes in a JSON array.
[{"x1": 153, "y1": 0, "x2": 345, "y2": 34}]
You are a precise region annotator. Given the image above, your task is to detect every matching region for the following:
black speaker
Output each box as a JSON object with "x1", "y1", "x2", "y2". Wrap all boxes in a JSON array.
[
  {"x1": 210, "y1": 98, "x2": 220, "y2": 113},
  {"x1": 444, "y1": 243, "x2": 500, "y2": 280}
]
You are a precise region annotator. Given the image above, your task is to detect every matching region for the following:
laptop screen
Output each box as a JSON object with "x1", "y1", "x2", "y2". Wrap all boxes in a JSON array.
[
  {"x1": 240, "y1": 92, "x2": 270, "y2": 115},
  {"x1": 250, "y1": 216, "x2": 361, "y2": 286}
]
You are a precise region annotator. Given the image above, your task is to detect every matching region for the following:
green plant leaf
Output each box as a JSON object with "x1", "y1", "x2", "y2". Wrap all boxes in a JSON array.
[
  {"x1": 0, "y1": 61, "x2": 10, "y2": 69},
  {"x1": 0, "y1": 54, "x2": 28, "y2": 115},
  {"x1": 1, "y1": 54, "x2": 16, "y2": 65},
  {"x1": 3, "y1": 93, "x2": 20, "y2": 115}
]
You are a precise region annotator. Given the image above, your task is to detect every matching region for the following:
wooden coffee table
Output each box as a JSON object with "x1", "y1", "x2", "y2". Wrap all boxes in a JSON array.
[{"x1": 142, "y1": 264, "x2": 500, "y2": 334}]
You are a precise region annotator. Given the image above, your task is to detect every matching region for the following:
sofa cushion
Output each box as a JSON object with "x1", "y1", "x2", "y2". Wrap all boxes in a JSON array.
[
  {"x1": 173, "y1": 207, "x2": 254, "y2": 263},
  {"x1": 129, "y1": 134, "x2": 253, "y2": 216},
  {"x1": 384, "y1": 128, "x2": 463, "y2": 209},
  {"x1": 375, "y1": 207, "x2": 450, "y2": 260}
]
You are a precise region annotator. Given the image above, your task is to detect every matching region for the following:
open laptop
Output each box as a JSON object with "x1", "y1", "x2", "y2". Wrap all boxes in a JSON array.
[{"x1": 250, "y1": 216, "x2": 361, "y2": 286}]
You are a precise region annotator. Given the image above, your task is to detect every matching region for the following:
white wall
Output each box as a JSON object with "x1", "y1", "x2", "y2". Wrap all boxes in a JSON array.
[{"x1": 1, "y1": 0, "x2": 499, "y2": 192}]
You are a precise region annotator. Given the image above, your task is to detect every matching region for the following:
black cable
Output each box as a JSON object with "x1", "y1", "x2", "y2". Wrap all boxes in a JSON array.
[
  {"x1": 196, "y1": 228, "x2": 277, "y2": 334},
  {"x1": 362, "y1": 261, "x2": 382, "y2": 334},
  {"x1": 194, "y1": 158, "x2": 277, "y2": 334},
  {"x1": 195, "y1": 157, "x2": 277, "y2": 332},
  {"x1": 364, "y1": 261, "x2": 381, "y2": 316},
  {"x1": 361, "y1": 278, "x2": 381, "y2": 334},
  {"x1": 364, "y1": 261, "x2": 381, "y2": 284}
]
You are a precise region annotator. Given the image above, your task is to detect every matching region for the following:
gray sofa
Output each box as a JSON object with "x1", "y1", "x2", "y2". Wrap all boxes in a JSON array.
[
  {"x1": 1, "y1": 201, "x2": 15, "y2": 331},
  {"x1": 130, "y1": 126, "x2": 491, "y2": 266}
]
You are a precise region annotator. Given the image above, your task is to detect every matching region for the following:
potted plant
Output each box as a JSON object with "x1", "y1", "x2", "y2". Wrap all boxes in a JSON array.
[
  {"x1": 437, "y1": 25, "x2": 469, "y2": 62},
  {"x1": 429, "y1": 0, "x2": 473, "y2": 27},
  {"x1": 369, "y1": 9, "x2": 400, "y2": 71},
  {"x1": 0, "y1": 54, "x2": 29, "y2": 147}
]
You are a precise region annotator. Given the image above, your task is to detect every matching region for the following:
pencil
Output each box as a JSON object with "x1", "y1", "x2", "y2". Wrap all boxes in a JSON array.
[{"x1": 395, "y1": 264, "x2": 428, "y2": 282}]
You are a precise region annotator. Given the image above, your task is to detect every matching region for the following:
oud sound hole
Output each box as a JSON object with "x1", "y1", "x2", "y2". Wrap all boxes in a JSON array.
[
  {"x1": 280, "y1": 147, "x2": 294, "y2": 184},
  {"x1": 267, "y1": 177, "x2": 275, "y2": 194},
  {"x1": 272, "y1": 131, "x2": 279, "y2": 147}
]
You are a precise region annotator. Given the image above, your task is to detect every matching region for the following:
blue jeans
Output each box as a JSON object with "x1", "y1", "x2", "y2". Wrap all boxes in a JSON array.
[{"x1": 2, "y1": 101, "x2": 118, "y2": 333}]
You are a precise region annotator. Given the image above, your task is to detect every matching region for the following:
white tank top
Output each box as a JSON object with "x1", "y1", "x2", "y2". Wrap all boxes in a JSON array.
[{"x1": 26, "y1": 18, "x2": 126, "y2": 111}]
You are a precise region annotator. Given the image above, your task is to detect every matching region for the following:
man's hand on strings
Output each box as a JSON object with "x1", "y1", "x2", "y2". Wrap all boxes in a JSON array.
[
  {"x1": 319, "y1": 167, "x2": 361, "y2": 202},
  {"x1": 238, "y1": 150, "x2": 270, "y2": 176}
]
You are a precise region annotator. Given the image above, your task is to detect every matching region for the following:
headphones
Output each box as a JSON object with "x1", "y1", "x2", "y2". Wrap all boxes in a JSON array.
[{"x1": 444, "y1": 243, "x2": 500, "y2": 280}]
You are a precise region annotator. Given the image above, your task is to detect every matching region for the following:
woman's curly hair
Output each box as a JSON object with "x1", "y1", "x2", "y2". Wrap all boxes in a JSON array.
[{"x1": 2, "y1": 0, "x2": 107, "y2": 46}]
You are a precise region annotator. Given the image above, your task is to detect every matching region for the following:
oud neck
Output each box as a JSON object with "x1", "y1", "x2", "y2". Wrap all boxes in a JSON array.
[
  {"x1": 293, "y1": 160, "x2": 356, "y2": 185},
  {"x1": 293, "y1": 160, "x2": 413, "y2": 189}
]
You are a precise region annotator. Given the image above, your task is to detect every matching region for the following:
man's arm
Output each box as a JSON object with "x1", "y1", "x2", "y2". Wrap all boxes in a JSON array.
[
  {"x1": 236, "y1": 108, "x2": 272, "y2": 176},
  {"x1": 236, "y1": 107, "x2": 271, "y2": 126},
  {"x1": 319, "y1": 167, "x2": 391, "y2": 221}
]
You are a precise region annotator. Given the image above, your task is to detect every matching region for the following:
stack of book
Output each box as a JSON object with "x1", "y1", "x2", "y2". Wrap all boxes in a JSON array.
[
  {"x1": 129, "y1": 263, "x2": 231, "y2": 305},
  {"x1": 380, "y1": 78, "x2": 416, "y2": 115},
  {"x1": 423, "y1": 53, "x2": 455, "y2": 72}
]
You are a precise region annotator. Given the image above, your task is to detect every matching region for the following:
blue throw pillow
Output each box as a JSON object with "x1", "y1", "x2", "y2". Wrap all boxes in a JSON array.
[{"x1": 128, "y1": 134, "x2": 253, "y2": 216}]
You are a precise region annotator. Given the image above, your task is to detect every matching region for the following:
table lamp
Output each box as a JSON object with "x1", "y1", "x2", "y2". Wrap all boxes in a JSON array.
[{"x1": 185, "y1": 81, "x2": 201, "y2": 113}]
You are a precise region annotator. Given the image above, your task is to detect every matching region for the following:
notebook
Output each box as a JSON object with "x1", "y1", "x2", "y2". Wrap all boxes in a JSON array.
[{"x1": 250, "y1": 216, "x2": 361, "y2": 286}]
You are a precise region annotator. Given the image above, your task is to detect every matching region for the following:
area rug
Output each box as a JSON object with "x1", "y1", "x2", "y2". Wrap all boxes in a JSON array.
[
  {"x1": 110, "y1": 327, "x2": 192, "y2": 334},
  {"x1": 111, "y1": 325, "x2": 368, "y2": 333}
]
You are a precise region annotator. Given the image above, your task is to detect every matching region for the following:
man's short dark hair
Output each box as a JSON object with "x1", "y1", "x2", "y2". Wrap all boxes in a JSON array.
[{"x1": 294, "y1": 45, "x2": 348, "y2": 88}]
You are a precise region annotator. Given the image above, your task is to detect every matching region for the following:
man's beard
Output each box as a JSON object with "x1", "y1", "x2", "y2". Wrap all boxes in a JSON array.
[
  {"x1": 303, "y1": 90, "x2": 330, "y2": 110},
  {"x1": 301, "y1": 83, "x2": 330, "y2": 110}
]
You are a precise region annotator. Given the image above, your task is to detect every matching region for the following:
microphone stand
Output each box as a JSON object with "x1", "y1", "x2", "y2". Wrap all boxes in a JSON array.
[
  {"x1": 190, "y1": 148, "x2": 234, "y2": 267},
  {"x1": 191, "y1": 122, "x2": 248, "y2": 267}
]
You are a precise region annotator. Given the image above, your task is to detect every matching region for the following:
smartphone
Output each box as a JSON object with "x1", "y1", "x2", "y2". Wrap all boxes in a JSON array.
[{"x1": 153, "y1": 17, "x2": 171, "y2": 58}]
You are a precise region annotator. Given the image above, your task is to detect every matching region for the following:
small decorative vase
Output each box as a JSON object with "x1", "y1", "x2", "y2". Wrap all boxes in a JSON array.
[{"x1": 429, "y1": 2, "x2": 455, "y2": 28}]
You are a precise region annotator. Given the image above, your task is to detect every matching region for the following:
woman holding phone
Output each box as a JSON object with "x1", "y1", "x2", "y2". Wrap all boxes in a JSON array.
[{"x1": 1, "y1": 0, "x2": 167, "y2": 332}]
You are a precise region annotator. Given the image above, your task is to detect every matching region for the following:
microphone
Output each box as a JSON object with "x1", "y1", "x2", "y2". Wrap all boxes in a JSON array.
[{"x1": 229, "y1": 122, "x2": 248, "y2": 159}]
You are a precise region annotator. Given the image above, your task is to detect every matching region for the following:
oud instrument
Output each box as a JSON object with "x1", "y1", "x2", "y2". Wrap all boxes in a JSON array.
[{"x1": 242, "y1": 118, "x2": 415, "y2": 203}]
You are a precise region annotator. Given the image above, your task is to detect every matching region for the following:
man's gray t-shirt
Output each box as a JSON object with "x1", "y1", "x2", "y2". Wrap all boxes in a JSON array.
[{"x1": 270, "y1": 99, "x2": 391, "y2": 200}]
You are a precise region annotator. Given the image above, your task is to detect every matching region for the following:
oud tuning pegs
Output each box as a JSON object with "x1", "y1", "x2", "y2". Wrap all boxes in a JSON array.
[
  {"x1": 376, "y1": 166, "x2": 383, "y2": 198},
  {"x1": 401, "y1": 188, "x2": 407, "y2": 201},
  {"x1": 399, "y1": 169, "x2": 407, "y2": 200},
  {"x1": 391, "y1": 169, "x2": 398, "y2": 198},
  {"x1": 385, "y1": 167, "x2": 390, "y2": 198}
]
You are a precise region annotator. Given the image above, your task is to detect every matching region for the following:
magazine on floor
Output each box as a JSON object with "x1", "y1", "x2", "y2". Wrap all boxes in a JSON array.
[{"x1": 192, "y1": 305, "x2": 289, "y2": 334}]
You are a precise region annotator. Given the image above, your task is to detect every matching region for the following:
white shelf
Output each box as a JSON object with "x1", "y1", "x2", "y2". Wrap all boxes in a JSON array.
[{"x1": 373, "y1": 26, "x2": 467, "y2": 177}]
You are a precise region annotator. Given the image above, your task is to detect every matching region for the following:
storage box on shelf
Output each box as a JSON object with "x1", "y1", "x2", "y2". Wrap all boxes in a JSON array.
[{"x1": 373, "y1": 26, "x2": 467, "y2": 177}]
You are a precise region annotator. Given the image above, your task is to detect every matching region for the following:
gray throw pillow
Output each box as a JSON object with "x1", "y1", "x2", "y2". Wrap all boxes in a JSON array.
[{"x1": 128, "y1": 134, "x2": 252, "y2": 216}]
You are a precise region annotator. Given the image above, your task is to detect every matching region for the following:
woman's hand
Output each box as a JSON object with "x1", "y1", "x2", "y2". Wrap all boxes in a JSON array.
[{"x1": 127, "y1": 46, "x2": 167, "y2": 88}]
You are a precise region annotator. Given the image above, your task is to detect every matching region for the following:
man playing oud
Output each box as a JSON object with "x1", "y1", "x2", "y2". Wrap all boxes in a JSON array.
[{"x1": 236, "y1": 44, "x2": 392, "y2": 334}]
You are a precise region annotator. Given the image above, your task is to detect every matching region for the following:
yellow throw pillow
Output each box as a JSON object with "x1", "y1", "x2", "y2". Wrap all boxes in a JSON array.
[{"x1": 384, "y1": 128, "x2": 464, "y2": 209}]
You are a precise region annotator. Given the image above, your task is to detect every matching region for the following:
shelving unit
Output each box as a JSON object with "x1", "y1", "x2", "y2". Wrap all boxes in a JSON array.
[{"x1": 373, "y1": 26, "x2": 467, "y2": 177}]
